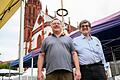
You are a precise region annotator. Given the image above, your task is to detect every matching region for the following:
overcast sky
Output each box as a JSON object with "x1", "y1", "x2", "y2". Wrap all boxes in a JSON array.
[{"x1": 0, "y1": 0, "x2": 120, "y2": 61}]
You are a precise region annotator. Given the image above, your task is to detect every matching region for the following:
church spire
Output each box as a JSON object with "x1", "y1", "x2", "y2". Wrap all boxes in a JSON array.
[
  {"x1": 45, "y1": 5, "x2": 48, "y2": 15},
  {"x1": 67, "y1": 17, "x2": 72, "y2": 33}
]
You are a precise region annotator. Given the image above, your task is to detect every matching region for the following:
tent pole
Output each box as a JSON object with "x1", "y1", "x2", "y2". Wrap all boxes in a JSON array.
[
  {"x1": 19, "y1": 0, "x2": 24, "y2": 80},
  {"x1": 9, "y1": 65, "x2": 11, "y2": 80},
  {"x1": 111, "y1": 47, "x2": 119, "y2": 75},
  {"x1": 2, "y1": 76, "x2": 3, "y2": 80},
  {"x1": 31, "y1": 58, "x2": 33, "y2": 80}
]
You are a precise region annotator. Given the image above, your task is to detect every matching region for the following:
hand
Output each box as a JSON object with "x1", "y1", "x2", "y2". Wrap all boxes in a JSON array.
[
  {"x1": 105, "y1": 71, "x2": 108, "y2": 80},
  {"x1": 74, "y1": 69, "x2": 81, "y2": 80},
  {"x1": 37, "y1": 71, "x2": 44, "y2": 80}
]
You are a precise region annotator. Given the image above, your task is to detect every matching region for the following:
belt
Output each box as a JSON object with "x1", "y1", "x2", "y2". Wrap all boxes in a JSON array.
[{"x1": 80, "y1": 61, "x2": 103, "y2": 67}]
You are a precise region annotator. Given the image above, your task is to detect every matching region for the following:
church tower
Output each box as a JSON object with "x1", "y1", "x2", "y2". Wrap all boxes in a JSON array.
[{"x1": 24, "y1": 0, "x2": 42, "y2": 54}]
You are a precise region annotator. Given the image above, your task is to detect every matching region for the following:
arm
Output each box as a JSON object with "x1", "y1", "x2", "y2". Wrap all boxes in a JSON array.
[
  {"x1": 96, "y1": 37, "x2": 108, "y2": 71},
  {"x1": 72, "y1": 51, "x2": 81, "y2": 80},
  {"x1": 37, "y1": 52, "x2": 45, "y2": 80},
  {"x1": 99, "y1": 40, "x2": 108, "y2": 71}
]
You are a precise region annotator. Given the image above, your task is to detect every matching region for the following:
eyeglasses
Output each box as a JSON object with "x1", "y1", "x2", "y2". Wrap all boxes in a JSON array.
[{"x1": 81, "y1": 25, "x2": 90, "y2": 28}]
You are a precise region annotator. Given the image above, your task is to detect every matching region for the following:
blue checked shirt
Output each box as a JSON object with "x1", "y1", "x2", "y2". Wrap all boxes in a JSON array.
[{"x1": 73, "y1": 34, "x2": 108, "y2": 70}]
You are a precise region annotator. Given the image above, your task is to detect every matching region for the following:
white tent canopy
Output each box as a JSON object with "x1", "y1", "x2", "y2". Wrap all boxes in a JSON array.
[
  {"x1": 0, "y1": 69, "x2": 19, "y2": 74},
  {"x1": 0, "y1": 69, "x2": 19, "y2": 80}
]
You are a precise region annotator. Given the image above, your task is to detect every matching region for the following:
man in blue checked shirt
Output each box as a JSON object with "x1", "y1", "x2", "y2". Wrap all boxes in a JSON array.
[{"x1": 73, "y1": 20, "x2": 108, "y2": 80}]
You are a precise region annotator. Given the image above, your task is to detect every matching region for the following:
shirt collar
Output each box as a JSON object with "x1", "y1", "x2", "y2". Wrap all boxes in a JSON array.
[
  {"x1": 52, "y1": 33, "x2": 65, "y2": 37},
  {"x1": 81, "y1": 34, "x2": 93, "y2": 40}
]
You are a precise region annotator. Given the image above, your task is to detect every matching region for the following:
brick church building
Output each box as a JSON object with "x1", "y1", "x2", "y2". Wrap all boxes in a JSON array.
[{"x1": 24, "y1": 0, "x2": 76, "y2": 54}]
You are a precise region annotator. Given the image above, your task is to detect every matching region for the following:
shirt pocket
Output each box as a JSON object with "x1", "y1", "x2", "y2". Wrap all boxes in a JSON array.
[{"x1": 94, "y1": 43, "x2": 101, "y2": 53}]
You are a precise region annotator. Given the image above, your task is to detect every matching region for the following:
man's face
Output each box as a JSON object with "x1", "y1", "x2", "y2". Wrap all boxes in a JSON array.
[
  {"x1": 51, "y1": 20, "x2": 62, "y2": 32},
  {"x1": 79, "y1": 23, "x2": 91, "y2": 35}
]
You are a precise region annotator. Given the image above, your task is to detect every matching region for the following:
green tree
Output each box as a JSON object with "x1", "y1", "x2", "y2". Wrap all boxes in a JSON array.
[{"x1": 0, "y1": 63, "x2": 16, "y2": 70}]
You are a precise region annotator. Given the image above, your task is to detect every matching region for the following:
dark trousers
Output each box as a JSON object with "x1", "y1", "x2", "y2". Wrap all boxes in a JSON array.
[
  {"x1": 80, "y1": 61, "x2": 107, "y2": 80},
  {"x1": 46, "y1": 70, "x2": 74, "y2": 80}
]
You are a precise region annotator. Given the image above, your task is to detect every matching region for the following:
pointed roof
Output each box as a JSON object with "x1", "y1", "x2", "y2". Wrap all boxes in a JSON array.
[{"x1": 45, "y1": 5, "x2": 48, "y2": 15}]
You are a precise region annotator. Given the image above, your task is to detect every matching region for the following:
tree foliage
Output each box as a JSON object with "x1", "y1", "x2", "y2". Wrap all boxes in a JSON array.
[{"x1": 0, "y1": 63, "x2": 16, "y2": 70}]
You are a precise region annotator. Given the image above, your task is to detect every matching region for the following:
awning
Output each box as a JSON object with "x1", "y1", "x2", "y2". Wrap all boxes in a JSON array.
[
  {"x1": 0, "y1": 0, "x2": 20, "y2": 29},
  {"x1": 10, "y1": 49, "x2": 41, "y2": 68},
  {"x1": 70, "y1": 11, "x2": 120, "y2": 62}
]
